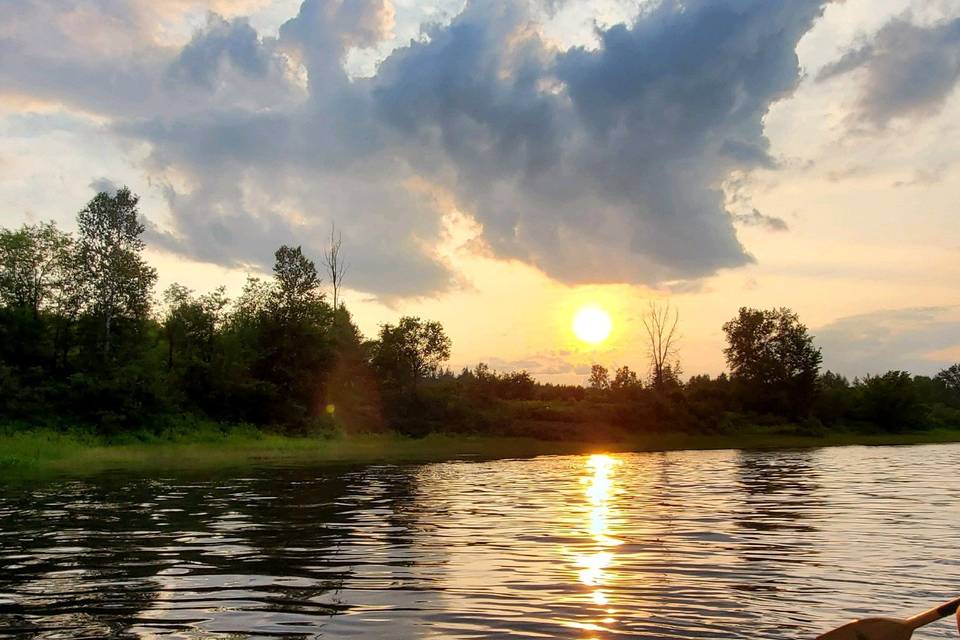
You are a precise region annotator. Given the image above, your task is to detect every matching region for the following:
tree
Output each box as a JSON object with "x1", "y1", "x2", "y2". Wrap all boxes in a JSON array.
[
  {"x1": 232, "y1": 276, "x2": 275, "y2": 325},
  {"x1": 611, "y1": 365, "x2": 640, "y2": 391},
  {"x1": 162, "y1": 284, "x2": 228, "y2": 371},
  {"x1": 323, "y1": 223, "x2": 348, "y2": 310},
  {"x1": 272, "y1": 245, "x2": 322, "y2": 319},
  {"x1": 857, "y1": 371, "x2": 926, "y2": 431},
  {"x1": 215, "y1": 251, "x2": 336, "y2": 427},
  {"x1": 0, "y1": 222, "x2": 73, "y2": 316},
  {"x1": 74, "y1": 188, "x2": 157, "y2": 356},
  {"x1": 642, "y1": 301, "x2": 680, "y2": 389},
  {"x1": 722, "y1": 307, "x2": 822, "y2": 416},
  {"x1": 588, "y1": 364, "x2": 609, "y2": 390},
  {"x1": 371, "y1": 317, "x2": 451, "y2": 391},
  {"x1": 936, "y1": 364, "x2": 960, "y2": 396}
]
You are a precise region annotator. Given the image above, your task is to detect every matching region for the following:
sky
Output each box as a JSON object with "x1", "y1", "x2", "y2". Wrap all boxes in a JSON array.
[{"x1": 1, "y1": 0, "x2": 959, "y2": 384}]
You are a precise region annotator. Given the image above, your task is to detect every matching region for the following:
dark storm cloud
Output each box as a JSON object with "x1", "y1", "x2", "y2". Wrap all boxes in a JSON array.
[
  {"x1": 369, "y1": 0, "x2": 828, "y2": 284},
  {"x1": 168, "y1": 16, "x2": 275, "y2": 88},
  {"x1": 819, "y1": 15, "x2": 960, "y2": 126},
  {"x1": 3, "y1": 0, "x2": 837, "y2": 296}
]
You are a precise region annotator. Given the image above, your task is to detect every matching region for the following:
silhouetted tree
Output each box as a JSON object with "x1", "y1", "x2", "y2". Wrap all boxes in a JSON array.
[
  {"x1": 857, "y1": 371, "x2": 926, "y2": 431},
  {"x1": 4, "y1": 185, "x2": 960, "y2": 439},
  {"x1": 642, "y1": 301, "x2": 680, "y2": 388},
  {"x1": 937, "y1": 364, "x2": 960, "y2": 396},
  {"x1": 723, "y1": 307, "x2": 821, "y2": 416},
  {"x1": 813, "y1": 371, "x2": 855, "y2": 425},
  {"x1": 589, "y1": 364, "x2": 609, "y2": 390},
  {"x1": 371, "y1": 316, "x2": 451, "y2": 392},
  {"x1": 611, "y1": 366, "x2": 640, "y2": 391},
  {"x1": 323, "y1": 223, "x2": 347, "y2": 310}
]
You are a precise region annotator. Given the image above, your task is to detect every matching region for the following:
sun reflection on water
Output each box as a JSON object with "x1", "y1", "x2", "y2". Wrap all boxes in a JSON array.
[{"x1": 573, "y1": 454, "x2": 622, "y2": 638}]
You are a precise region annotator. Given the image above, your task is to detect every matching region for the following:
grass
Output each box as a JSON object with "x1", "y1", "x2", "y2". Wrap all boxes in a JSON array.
[{"x1": 2, "y1": 421, "x2": 960, "y2": 480}]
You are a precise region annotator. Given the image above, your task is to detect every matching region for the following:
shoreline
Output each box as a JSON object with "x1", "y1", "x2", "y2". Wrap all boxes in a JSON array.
[{"x1": 2, "y1": 426, "x2": 960, "y2": 479}]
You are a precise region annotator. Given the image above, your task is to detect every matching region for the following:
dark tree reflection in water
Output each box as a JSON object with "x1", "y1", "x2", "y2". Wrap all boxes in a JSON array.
[{"x1": 1, "y1": 444, "x2": 959, "y2": 639}]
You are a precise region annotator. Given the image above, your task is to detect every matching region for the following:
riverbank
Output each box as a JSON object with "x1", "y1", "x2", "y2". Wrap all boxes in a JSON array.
[{"x1": 3, "y1": 423, "x2": 960, "y2": 478}]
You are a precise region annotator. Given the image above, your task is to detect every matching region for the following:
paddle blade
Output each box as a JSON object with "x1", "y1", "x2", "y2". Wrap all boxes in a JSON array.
[{"x1": 816, "y1": 618, "x2": 914, "y2": 640}]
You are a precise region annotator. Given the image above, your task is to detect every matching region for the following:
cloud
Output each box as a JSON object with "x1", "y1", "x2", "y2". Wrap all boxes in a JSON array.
[
  {"x1": 89, "y1": 178, "x2": 119, "y2": 195},
  {"x1": 816, "y1": 306, "x2": 960, "y2": 378},
  {"x1": 168, "y1": 15, "x2": 276, "y2": 88},
  {"x1": 818, "y1": 15, "x2": 960, "y2": 126},
  {"x1": 892, "y1": 164, "x2": 950, "y2": 188},
  {"x1": 732, "y1": 209, "x2": 789, "y2": 232},
  {"x1": 370, "y1": 0, "x2": 828, "y2": 284},
  {"x1": 2, "y1": 0, "x2": 836, "y2": 297},
  {"x1": 483, "y1": 353, "x2": 589, "y2": 377}
]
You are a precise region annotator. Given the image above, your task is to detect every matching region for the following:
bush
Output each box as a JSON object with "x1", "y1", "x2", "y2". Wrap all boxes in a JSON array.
[{"x1": 857, "y1": 371, "x2": 928, "y2": 432}]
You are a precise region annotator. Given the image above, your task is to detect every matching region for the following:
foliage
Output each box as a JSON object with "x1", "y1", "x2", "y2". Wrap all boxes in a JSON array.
[
  {"x1": 588, "y1": 364, "x2": 609, "y2": 390},
  {"x1": 371, "y1": 316, "x2": 451, "y2": 392},
  {"x1": 1, "y1": 188, "x2": 958, "y2": 441},
  {"x1": 74, "y1": 188, "x2": 157, "y2": 357},
  {"x1": 612, "y1": 366, "x2": 641, "y2": 391},
  {"x1": 0, "y1": 221, "x2": 73, "y2": 315},
  {"x1": 272, "y1": 244, "x2": 322, "y2": 319},
  {"x1": 856, "y1": 371, "x2": 927, "y2": 432},
  {"x1": 936, "y1": 364, "x2": 960, "y2": 399},
  {"x1": 722, "y1": 307, "x2": 822, "y2": 417}
]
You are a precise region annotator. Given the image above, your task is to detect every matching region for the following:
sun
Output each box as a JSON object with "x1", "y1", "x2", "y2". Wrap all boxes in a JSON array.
[{"x1": 573, "y1": 306, "x2": 613, "y2": 345}]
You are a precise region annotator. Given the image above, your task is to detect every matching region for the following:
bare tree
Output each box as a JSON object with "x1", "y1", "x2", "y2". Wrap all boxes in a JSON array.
[
  {"x1": 323, "y1": 223, "x2": 348, "y2": 309},
  {"x1": 642, "y1": 300, "x2": 680, "y2": 388}
]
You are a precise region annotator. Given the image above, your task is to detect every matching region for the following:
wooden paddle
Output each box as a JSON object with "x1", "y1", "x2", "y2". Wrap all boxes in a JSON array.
[{"x1": 816, "y1": 597, "x2": 960, "y2": 640}]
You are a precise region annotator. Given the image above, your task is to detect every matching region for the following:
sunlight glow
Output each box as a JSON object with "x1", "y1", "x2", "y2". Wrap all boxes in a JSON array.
[
  {"x1": 573, "y1": 306, "x2": 613, "y2": 345},
  {"x1": 572, "y1": 454, "x2": 623, "y2": 636}
]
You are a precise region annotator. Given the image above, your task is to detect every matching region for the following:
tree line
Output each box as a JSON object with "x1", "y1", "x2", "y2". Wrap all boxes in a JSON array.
[
  {"x1": 588, "y1": 305, "x2": 960, "y2": 435},
  {"x1": 2, "y1": 188, "x2": 959, "y2": 438}
]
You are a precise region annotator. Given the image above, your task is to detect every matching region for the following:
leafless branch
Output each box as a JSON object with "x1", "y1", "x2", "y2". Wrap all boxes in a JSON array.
[
  {"x1": 323, "y1": 222, "x2": 348, "y2": 310},
  {"x1": 642, "y1": 300, "x2": 680, "y2": 388}
]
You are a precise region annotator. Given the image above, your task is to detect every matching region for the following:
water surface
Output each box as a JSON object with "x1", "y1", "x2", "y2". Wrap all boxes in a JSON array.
[{"x1": 2, "y1": 444, "x2": 959, "y2": 638}]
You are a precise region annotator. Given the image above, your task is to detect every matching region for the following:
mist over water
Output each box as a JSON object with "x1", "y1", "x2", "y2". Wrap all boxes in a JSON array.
[{"x1": 2, "y1": 444, "x2": 959, "y2": 639}]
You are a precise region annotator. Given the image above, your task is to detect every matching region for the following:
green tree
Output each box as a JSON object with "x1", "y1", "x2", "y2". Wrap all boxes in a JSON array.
[
  {"x1": 273, "y1": 245, "x2": 322, "y2": 319},
  {"x1": 589, "y1": 364, "x2": 609, "y2": 390},
  {"x1": 74, "y1": 188, "x2": 157, "y2": 356},
  {"x1": 0, "y1": 222, "x2": 74, "y2": 379},
  {"x1": 259, "y1": 247, "x2": 335, "y2": 426},
  {"x1": 0, "y1": 221, "x2": 73, "y2": 316},
  {"x1": 722, "y1": 307, "x2": 822, "y2": 416},
  {"x1": 162, "y1": 284, "x2": 228, "y2": 371}
]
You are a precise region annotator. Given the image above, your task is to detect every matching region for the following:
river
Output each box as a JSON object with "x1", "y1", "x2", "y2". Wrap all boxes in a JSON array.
[{"x1": 2, "y1": 444, "x2": 959, "y2": 638}]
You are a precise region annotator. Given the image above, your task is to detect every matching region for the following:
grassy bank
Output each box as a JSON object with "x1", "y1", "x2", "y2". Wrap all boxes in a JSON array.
[{"x1": 3, "y1": 422, "x2": 960, "y2": 479}]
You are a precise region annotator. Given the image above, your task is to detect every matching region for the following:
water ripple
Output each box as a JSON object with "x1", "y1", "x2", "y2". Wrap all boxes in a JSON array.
[{"x1": 1, "y1": 444, "x2": 959, "y2": 638}]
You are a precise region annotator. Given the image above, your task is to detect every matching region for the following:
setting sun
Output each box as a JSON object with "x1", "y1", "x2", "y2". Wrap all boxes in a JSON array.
[{"x1": 573, "y1": 306, "x2": 613, "y2": 345}]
